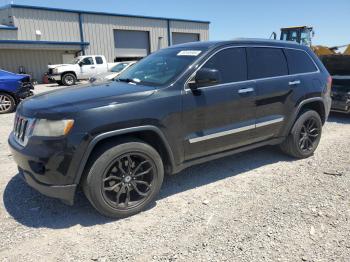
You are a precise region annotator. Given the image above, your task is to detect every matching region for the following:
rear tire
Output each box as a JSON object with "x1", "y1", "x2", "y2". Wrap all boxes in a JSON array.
[
  {"x1": 62, "y1": 73, "x2": 76, "y2": 86},
  {"x1": 280, "y1": 110, "x2": 322, "y2": 158},
  {"x1": 82, "y1": 139, "x2": 164, "y2": 218},
  {"x1": 0, "y1": 92, "x2": 16, "y2": 114}
]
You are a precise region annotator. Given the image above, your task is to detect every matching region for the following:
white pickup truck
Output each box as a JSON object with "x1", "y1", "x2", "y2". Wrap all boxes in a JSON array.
[{"x1": 48, "y1": 55, "x2": 117, "y2": 86}]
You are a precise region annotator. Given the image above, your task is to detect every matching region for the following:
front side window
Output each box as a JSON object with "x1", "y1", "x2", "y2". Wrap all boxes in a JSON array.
[
  {"x1": 118, "y1": 47, "x2": 207, "y2": 86},
  {"x1": 284, "y1": 49, "x2": 318, "y2": 74},
  {"x1": 81, "y1": 57, "x2": 94, "y2": 65},
  {"x1": 200, "y1": 47, "x2": 247, "y2": 86},
  {"x1": 247, "y1": 47, "x2": 288, "y2": 79}
]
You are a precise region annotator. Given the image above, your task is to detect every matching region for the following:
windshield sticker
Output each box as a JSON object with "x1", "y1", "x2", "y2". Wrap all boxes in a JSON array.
[{"x1": 177, "y1": 50, "x2": 202, "y2": 57}]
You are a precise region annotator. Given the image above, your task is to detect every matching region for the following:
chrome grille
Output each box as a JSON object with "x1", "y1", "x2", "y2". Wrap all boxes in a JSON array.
[{"x1": 13, "y1": 115, "x2": 34, "y2": 146}]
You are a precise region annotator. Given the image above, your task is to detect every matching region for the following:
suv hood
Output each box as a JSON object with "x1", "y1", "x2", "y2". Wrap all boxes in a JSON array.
[{"x1": 19, "y1": 81, "x2": 156, "y2": 117}]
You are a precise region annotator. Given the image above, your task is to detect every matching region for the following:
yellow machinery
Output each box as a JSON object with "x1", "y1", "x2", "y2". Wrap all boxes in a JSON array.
[
  {"x1": 345, "y1": 45, "x2": 350, "y2": 55},
  {"x1": 274, "y1": 26, "x2": 350, "y2": 76}
]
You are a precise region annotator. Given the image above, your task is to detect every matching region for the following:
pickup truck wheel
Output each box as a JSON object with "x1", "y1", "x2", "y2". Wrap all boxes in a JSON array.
[
  {"x1": 62, "y1": 73, "x2": 76, "y2": 86},
  {"x1": 280, "y1": 110, "x2": 322, "y2": 158},
  {"x1": 0, "y1": 93, "x2": 16, "y2": 114},
  {"x1": 82, "y1": 139, "x2": 164, "y2": 218}
]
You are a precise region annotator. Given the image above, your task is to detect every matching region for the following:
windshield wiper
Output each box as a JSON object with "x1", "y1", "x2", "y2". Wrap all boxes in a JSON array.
[{"x1": 117, "y1": 78, "x2": 136, "y2": 83}]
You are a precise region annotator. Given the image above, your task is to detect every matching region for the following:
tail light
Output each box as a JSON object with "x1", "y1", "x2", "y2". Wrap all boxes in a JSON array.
[
  {"x1": 327, "y1": 76, "x2": 332, "y2": 89},
  {"x1": 326, "y1": 76, "x2": 332, "y2": 95}
]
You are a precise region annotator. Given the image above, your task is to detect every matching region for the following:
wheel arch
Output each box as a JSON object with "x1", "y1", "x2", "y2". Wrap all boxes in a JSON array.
[
  {"x1": 0, "y1": 89, "x2": 16, "y2": 97},
  {"x1": 0, "y1": 90, "x2": 18, "y2": 107},
  {"x1": 61, "y1": 71, "x2": 77, "y2": 78},
  {"x1": 284, "y1": 97, "x2": 327, "y2": 137},
  {"x1": 74, "y1": 126, "x2": 176, "y2": 185},
  {"x1": 297, "y1": 98, "x2": 326, "y2": 124}
]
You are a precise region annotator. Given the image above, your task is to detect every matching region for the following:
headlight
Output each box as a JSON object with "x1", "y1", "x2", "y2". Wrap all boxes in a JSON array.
[
  {"x1": 53, "y1": 68, "x2": 59, "y2": 74},
  {"x1": 32, "y1": 119, "x2": 74, "y2": 137}
]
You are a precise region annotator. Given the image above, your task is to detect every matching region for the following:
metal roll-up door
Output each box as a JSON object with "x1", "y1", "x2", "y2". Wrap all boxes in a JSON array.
[
  {"x1": 172, "y1": 33, "x2": 200, "y2": 45},
  {"x1": 0, "y1": 49, "x2": 66, "y2": 82},
  {"x1": 114, "y1": 30, "x2": 150, "y2": 58}
]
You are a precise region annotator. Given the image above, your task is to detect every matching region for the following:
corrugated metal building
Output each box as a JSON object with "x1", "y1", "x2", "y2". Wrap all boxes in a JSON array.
[{"x1": 0, "y1": 4, "x2": 210, "y2": 81}]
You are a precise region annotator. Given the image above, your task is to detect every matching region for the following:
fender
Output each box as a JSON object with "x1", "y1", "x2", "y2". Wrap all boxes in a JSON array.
[
  {"x1": 74, "y1": 125, "x2": 176, "y2": 184},
  {"x1": 283, "y1": 97, "x2": 326, "y2": 137}
]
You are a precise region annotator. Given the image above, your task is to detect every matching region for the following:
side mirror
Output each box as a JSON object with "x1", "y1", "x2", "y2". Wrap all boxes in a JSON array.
[
  {"x1": 78, "y1": 61, "x2": 83, "y2": 67},
  {"x1": 189, "y1": 68, "x2": 220, "y2": 90}
]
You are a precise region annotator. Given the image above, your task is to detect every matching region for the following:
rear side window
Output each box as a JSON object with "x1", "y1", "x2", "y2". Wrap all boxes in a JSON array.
[
  {"x1": 202, "y1": 47, "x2": 247, "y2": 85},
  {"x1": 247, "y1": 48, "x2": 288, "y2": 79},
  {"x1": 95, "y1": 56, "x2": 104, "y2": 65},
  {"x1": 284, "y1": 49, "x2": 318, "y2": 74}
]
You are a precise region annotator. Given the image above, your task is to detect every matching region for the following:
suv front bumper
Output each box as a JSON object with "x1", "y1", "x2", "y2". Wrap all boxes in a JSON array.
[
  {"x1": 20, "y1": 169, "x2": 76, "y2": 205},
  {"x1": 8, "y1": 132, "x2": 79, "y2": 205},
  {"x1": 48, "y1": 74, "x2": 61, "y2": 82}
]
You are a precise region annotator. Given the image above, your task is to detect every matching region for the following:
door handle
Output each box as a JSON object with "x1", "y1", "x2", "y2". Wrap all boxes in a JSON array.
[
  {"x1": 238, "y1": 87, "x2": 254, "y2": 94},
  {"x1": 289, "y1": 80, "x2": 301, "y2": 86},
  {"x1": 91, "y1": 66, "x2": 96, "y2": 69}
]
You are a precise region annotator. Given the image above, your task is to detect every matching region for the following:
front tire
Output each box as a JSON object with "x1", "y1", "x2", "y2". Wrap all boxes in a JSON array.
[
  {"x1": 280, "y1": 110, "x2": 322, "y2": 158},
  {"x1": 83, "y1": 139, "x2": 164, "y2": 218},
  {"x1": 0, "y1": 92, "x2": 16, "y2": 114},
  {"x1": 62, "y1": 73, "x2": 76, "y2": 86}
]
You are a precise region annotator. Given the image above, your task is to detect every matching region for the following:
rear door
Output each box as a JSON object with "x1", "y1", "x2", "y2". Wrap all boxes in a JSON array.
[
  {"x1": 247, "y1": 47, "x2": 292, "y2": 141},
  {"x1": 182, "y1": 47, "x2": 257, "y2": 160},
  {"x1": 94, "y1": 56, "x2": 107, "y2": 74}
]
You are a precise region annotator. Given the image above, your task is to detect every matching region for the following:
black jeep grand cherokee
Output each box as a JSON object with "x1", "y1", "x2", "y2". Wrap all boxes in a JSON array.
[{"x1": 9, "y1": 39, "x2": 331, "y2": 218}]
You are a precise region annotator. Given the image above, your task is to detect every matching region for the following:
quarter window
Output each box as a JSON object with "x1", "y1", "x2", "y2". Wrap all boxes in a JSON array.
[
  {"x1": 284, "y1": 49, "x2": 318, "y2": 74},
  {"x1": 247, "y1": 48, "x2": 288, "y2": 79},
  {"x1": 201, "y1": 47, "x2": 247, "y2": 85},
  {"x1": 95, "y1": 56, "x2": 104, "y2": 65}
]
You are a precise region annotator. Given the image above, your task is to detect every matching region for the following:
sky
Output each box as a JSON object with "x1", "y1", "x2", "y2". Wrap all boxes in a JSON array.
[{"x1": 1, "y1": 0, "x2": 349, "y2": 47}]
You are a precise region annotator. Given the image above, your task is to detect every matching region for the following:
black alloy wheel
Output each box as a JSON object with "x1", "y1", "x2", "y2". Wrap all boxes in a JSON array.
[
  {"x1": 82, "y1": 140, "x2": 164, "y2": 218},
  {"x1": 280, "y1": 110, "x2": 322, "y2": 158},
  {"x1": 298, "y1": 118, "x2": 320, "y2": 153},
  {"x1": 102, "y1": 152, "x2": 155, "y2": 209}
]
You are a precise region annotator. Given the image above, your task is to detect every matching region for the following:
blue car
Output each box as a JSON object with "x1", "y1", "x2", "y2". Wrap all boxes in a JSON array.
[{"x1": 0, "y1": 70, "x2": 34, "y2": 114}]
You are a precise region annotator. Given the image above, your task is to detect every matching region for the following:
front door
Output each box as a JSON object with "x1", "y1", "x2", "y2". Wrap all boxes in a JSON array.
[
  {"x1": 79, "y1": 57, "x2": 96, "y2": 79},
  {"x1": 182, "y1": 47, "x2": 257, "y2": 160}
]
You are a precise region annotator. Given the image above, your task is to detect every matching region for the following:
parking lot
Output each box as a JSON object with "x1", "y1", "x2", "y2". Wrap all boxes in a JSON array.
[{"x1": 0, "y1": 84, "x2": 348, "y2": 261}]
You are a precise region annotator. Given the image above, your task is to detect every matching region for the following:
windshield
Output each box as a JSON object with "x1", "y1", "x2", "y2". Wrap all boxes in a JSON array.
[
  {"x1": 111, "y1": 63, "x2": 129, "y2": 73},
  {"x1": 68, "y1": 57, "x2": 81, "y2": 65},
  {"x1": 117, "y1": 48, "x2": 206, "y2": 86}
]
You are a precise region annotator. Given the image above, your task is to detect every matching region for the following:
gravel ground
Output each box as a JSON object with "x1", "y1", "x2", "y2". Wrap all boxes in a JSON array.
[{"x1": 0, "y1": 84, "x2": 349, "y2": 262}]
